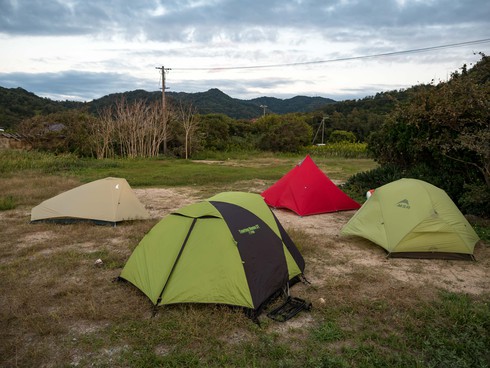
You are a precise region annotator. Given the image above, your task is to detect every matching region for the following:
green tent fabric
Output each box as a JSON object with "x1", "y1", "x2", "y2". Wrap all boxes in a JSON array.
[
  {"x1": 341, "y1": 178, "x2": 479, "y2": 259},
  {"x1": 120, "y1": 192, "x2": 305, "y2": 311}
]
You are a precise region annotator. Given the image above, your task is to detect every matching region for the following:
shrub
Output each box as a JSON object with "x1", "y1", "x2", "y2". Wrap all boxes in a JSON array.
[
  {"x1": 459, "y1": 183, "x2": 490, "y2": 217},
  {"x1": 341, "y1": 165, "x2": 404, "y2": 202},
  {"x1": 328, "y1": 130, "x2": 356, "y2": 143}
]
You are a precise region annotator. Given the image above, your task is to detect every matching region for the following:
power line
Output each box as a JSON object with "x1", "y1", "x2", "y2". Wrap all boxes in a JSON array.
[{"x1": 173, "y1": 38, "x2": 490, "y2": 71}]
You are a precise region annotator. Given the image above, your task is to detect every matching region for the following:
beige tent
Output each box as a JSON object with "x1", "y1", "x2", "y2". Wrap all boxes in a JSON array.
[{"x1": 31, "y1": 177, "x2": 150, "y2": 225}]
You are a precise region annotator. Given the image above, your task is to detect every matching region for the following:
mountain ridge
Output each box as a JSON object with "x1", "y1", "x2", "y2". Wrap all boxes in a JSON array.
[
  {"x1": 0, "y1": 86, "x2": 336, "y2": 129},
  {"x1": 89, "y1": 88, "x2": 336, "y2": 120}
]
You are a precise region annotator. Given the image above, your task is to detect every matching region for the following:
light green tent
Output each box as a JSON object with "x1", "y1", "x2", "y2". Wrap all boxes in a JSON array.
[
  {"x1": 120, "y1": 192, "x2": 305, "y2": 313},
  {"x1": 341, "y1": 178, "x2": 479, "y2": 259},
  {"x1": 31, "y1": 177, "x2": 150, "y2": 225}
]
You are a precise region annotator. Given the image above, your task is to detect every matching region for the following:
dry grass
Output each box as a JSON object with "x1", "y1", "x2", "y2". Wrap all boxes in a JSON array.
[{"x1": 1, "y1": 169, "x2": 489, "y2": 367}]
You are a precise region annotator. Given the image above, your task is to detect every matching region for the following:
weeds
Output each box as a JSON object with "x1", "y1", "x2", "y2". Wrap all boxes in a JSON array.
[{"x1": 303, "y1": 142, "x2": 370, "y2": 158}]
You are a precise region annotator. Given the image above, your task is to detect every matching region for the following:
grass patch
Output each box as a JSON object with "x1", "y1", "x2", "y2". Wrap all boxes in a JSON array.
[
  {"x1": 406, "y1": 291, "x2": 490, "y2": 368},
  {"x1": 312, "y1": 320, "x2": 345, "y2": 342},
  {"x1": 0, "y1": 150, "x2": 377, "y2": 188},
  {"x1": 0, "y1": 195, "x2": 16, "y2": 210}
]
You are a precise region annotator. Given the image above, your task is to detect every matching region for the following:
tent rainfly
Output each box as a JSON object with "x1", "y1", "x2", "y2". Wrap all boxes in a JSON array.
[
  {"x1": 261, "y1": 155, "x2": 360, "y2": 216},
  {"x1": 119, "y1": 192, "x2": 305, "y2": 314},
  {"x1": 341, "y1": 178, "x2": 480, "y2": 259},
  {"x1": 31, "y1": 177, "x2": 150, "y2": 225}
]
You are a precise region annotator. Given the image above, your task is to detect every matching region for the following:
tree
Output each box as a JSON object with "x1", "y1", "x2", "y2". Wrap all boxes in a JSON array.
[
  {"x1": 430, "y1": 67, "x2": 490, "y2": 188},
  {"x1": 328, "y1": 130, "x2": 356, "y2": 143},
  {"x1": 256, "y1": 114, "x2": 312, "y2": 152},
  {"x1": 176, "y1": 101, "x2": 200, "y2": 159},
  {"x1": 367, "y1": 54, "x2": 490, "y2": 214},
  {"x1": 90, "y1": 106, "x2": 115, "y2": 159},
  {"x1": 89, "y1": 97, "x2": 172, "y2": 158},
  {"x1": 198, "y1": 114, "x2": 231, "y2": 151}
]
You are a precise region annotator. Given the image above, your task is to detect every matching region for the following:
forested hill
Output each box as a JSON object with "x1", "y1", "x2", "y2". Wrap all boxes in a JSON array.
[
  {"x1": 88, "y1": 88, "x2": 336, "y2": 119},
  {"x1": 0, "y1": 87, "x2": 336, "y2": 129},
  {"x1": 0, "y1": 87, "x2": 85, "y2": 129}
]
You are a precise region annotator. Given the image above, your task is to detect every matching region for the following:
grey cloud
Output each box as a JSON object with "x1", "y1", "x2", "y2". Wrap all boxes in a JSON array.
[
  {"x1": 0, "y1": 70, "x2": 155, "y2": 101},
  {"x1": 1, "y1": 0, "x2": 488, "y2": 44},
  {"x1": 0, "y1": 69, "x2": 328, "y2": 101}
]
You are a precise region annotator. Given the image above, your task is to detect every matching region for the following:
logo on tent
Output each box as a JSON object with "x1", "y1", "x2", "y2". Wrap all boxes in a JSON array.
[
  {"x1": 396, "y1": 199, "x2": 410, "y2": 209},
  {"x1": 239, "y1": 224, "x2": 261, "y2": 235}
]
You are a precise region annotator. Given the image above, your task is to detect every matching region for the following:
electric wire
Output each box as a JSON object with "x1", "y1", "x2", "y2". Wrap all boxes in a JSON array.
[{"x1": 172, "y1": 38, "x2": 490, "y2": 71}]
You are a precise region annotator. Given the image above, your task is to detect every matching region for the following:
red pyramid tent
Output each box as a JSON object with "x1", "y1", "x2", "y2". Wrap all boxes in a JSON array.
[{"x1": 261, "y1": 155, "x2": 360, "y2": 216}]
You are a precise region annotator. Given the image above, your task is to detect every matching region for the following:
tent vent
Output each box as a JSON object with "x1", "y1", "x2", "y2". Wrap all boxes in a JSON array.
[{"x1": 267, "y1": 297, "x2": 312, "y2": 322}]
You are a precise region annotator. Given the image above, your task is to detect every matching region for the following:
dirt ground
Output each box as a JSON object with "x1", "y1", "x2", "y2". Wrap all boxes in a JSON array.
[
  {"x1": 132, "y1": 187, "x2": 490, "y2": 300},
  {"x1": 1, "y1": 183, "x2": 489, "y2": 367}
]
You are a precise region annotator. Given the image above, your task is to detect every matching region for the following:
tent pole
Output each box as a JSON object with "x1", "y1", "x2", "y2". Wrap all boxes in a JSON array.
[{"x1": 155, "y1": 218, "x2": 198, "y2": 306}]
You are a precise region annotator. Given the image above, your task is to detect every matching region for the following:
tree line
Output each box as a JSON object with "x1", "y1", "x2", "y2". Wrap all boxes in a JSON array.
[{"x1": 16, "y1": 99, "x2": 314, "y2": 159}]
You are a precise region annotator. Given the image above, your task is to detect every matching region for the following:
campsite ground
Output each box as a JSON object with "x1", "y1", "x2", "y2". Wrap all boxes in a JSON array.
[
  {"x1": 135, "y1": 185, "x2": 490, "y2": 297},
  {"x1": 1, "y1": 158, "x2": 489, "y2": 367}
]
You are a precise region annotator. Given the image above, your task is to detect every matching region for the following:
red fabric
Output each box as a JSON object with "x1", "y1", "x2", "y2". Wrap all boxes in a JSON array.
[{"x1": 261, "y1": 155, "x2": 360, "y2": 216}]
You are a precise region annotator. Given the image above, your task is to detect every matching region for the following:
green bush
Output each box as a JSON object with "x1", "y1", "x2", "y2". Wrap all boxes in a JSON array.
[
  {"x1": 459, "y1": 183, "x2": 490, "y2": 217},
  {"x1": 328, "y1": 130, "x2": 357, "y2": 143},
  {"x1": 341, "y1": 165, "x2": 403, "y2": 202}
]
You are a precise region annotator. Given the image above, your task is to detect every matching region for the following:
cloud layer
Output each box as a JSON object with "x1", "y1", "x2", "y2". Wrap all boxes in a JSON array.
[{"x1": 1, "y1": 0, "x2": 489, "y2": 101}]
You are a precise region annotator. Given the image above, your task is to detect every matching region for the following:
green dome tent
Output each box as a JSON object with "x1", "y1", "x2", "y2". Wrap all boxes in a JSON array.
[
  {"x1": 341, "y1": 178, "x2": 479, "y2": 259},
  {"x1": 120, "y1": 192, "x2": 305, "y2": 313}
]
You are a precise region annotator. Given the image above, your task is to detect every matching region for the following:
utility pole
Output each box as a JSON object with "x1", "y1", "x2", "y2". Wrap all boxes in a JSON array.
[
  {"x1": 312, "y1": 116, "x2": 328, "y2": 145},
  {"x1": 260, "y1": 104, "x2": 267, "y2": 117},
  {"x1": 156, "y1": 66, "x2": 171, "y2": 154},
  {"x1": 156, "y1": 66, "x2": 171, "y2": 112}
]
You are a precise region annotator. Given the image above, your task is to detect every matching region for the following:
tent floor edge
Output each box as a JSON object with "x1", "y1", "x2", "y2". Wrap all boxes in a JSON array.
[
  {"x1": 388, "y1": 251, "x2": 475, "y2": 261},
  {"x1": 30, "y1": 218, "x2": 117, "y2": 226}
]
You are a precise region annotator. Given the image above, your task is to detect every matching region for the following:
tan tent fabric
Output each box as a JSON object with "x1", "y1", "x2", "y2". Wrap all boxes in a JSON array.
[{"x1": 31, "y1": 177, "x2": 150, "y2": 224}]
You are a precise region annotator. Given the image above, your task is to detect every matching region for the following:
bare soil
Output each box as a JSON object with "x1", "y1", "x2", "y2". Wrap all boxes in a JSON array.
[{"x1": 132, "y1": 187, "x2": 490, "y2": 298}]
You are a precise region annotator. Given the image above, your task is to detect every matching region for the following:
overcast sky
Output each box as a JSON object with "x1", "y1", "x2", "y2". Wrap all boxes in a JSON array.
[{"x1": 1, "y1": 0, "x2": 489, "y2": 102}]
